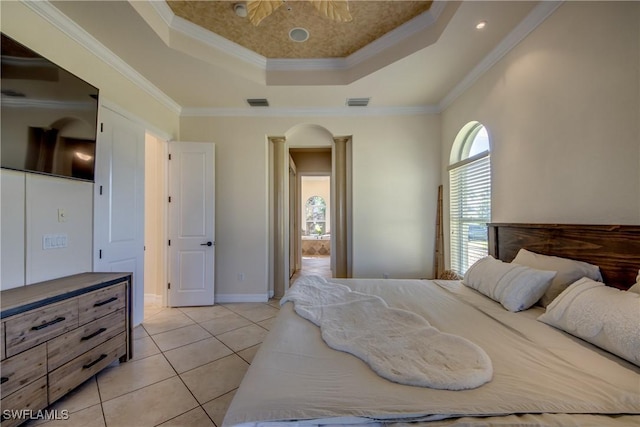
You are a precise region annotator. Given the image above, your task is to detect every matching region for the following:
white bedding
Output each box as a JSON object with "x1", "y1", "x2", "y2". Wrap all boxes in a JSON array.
[
  {"x1": 281, "y1": 276, "x2": 492, "y2": 390},
  {"x1": 223, "y1": 279, "x2": 640, "y2": 427}
]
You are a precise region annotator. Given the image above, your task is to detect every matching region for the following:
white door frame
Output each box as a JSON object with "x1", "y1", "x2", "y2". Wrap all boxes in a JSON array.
[{"x1": 144, "y1": 132, "x2": 169, "y2": 308}]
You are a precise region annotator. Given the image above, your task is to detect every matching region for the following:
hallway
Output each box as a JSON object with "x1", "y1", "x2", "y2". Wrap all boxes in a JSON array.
[{"x1": 290, "y1": 255, "x2": 332, "y2": 284}]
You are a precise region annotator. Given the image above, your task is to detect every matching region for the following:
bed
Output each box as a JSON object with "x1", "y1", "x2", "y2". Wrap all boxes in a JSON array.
[{"x1": 223, "y1": 223, "x2": 640, "y2": 427}]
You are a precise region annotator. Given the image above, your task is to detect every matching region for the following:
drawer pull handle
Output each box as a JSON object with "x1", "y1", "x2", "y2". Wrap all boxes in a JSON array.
[
  {"x1": 94, "y1": 296, "x2": 118, "y2": 307},
  {"x1": 83, "y1": 354, "x2": 107, "y2": 369},
  {"x1": 0, "y1": 377, "x2": 8, "y2": 384},
  {"x1": 81, "y1": 328, "x2": 107, "y2": 341},
  {"x1": 31, "y1": 316, "x2": 66, "y2": 331}
]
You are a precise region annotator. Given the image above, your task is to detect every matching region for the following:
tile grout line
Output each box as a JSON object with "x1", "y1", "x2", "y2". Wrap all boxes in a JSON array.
[
  {"x1": 34, "y1": 300, "x2": 281, "y2": 426},
  {"x1": 145, "y1": 302, "x2": 279, "y2": 425}
]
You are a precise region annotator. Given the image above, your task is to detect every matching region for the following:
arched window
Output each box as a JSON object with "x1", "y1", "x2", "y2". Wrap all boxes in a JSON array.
[
  {"x1": 449, "y1": 122, "x2": 491, "y2": 275},
  {"x1": 305, "y1": 196, "x2": 326, "y2": 236}
]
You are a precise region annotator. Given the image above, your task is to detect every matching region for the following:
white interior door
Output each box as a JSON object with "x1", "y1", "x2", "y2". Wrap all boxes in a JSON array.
[
  {"x1": 94, "y1": 107, "x2": 145, "y2": 326},
  {"x1": 168, "y1": 141, "x2": 215, "y2": 306}
]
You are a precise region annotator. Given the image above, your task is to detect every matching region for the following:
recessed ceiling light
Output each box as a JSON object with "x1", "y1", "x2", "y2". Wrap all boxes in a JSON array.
[
  {"x1": 476, "y1": 21, "x2": 487, "y2": 30},
  {"x1": 289, "y1": 27, "x2": 309, "y2": 43}
]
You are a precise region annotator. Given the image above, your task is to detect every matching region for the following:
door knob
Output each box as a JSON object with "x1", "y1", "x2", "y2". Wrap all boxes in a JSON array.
[{"x1": 201, "y1": 241, "x2": 213, "y2": 247}]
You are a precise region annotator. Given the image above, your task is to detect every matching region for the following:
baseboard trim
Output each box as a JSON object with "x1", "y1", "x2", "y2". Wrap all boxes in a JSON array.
[{"x1": 215, "y1": 293, "x2": 269, "y2": 303}]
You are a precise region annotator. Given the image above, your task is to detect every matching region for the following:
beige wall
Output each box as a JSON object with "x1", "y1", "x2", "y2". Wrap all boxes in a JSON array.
[
  {"x1": 1, "y1": 2, "x2": 178, "y2": 294},
  {"x1": 180, "y1": 114, "x2": 441, "y2": 297},
  {"x1": 144, "y1": 134, "x2": 166, "y2": 301},
  {"x1": 290, "y1": 151, "x2": 332, "y2": 173},
  {"x1": 1, "y1": 1, "x2": 179, "y2": 137},
  {"x1": 441, "y1": 1, "x2": 640, "y2": 269}
]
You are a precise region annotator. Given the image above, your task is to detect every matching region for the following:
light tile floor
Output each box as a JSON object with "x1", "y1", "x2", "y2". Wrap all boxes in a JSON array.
[
  {"x1": 290, "y1": 255, "x2": 331, "y2": 283},
  {"x1": 27, "y1": 300, "x2": 281, "y2": 427},
  {"x1": 27, "y1": 257, "x2": 331, "y2": 427}
]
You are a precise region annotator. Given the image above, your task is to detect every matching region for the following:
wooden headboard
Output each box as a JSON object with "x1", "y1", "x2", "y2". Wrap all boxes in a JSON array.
[{"x1": 488, "y1": 223, "x2": 640, "y2": 290}]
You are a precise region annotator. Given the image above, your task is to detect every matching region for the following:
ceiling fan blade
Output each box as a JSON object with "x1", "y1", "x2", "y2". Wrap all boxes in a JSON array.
[
  {"x1": 247, "y1": 0, "x2": 285, "y2": 26},
  {"x1": 310, "y1": 0, "x2": 353, "y2": 23}
]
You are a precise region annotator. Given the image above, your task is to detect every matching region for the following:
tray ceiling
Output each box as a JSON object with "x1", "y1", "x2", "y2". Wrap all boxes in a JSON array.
[{"x1": 166, "y1": 1, "x2": 433, "y2": 59}]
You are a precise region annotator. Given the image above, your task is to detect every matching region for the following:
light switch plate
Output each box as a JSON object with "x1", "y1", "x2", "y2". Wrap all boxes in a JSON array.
[{"x1": 43, "y1": 234, "x2": 68, "y2": 249}]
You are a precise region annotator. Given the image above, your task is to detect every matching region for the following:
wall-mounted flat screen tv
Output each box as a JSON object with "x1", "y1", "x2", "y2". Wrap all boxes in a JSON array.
[{"x1": 1, "y1": 33, "x2": 99, "y2": 181}]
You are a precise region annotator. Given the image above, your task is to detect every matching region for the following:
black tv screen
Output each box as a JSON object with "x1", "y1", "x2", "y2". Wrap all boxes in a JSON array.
[{"x1": 1, "y1": 33, "x2": 99, "y2": 181}]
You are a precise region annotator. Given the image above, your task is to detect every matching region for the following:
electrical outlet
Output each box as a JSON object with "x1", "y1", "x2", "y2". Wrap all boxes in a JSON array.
[{"x1": 238, "y1": 273, "x2": 245, "y2": 282}]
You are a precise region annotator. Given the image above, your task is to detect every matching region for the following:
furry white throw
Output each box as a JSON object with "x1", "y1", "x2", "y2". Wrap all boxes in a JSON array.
[{"x1": 281, "y1": 275, "x2": 493, "y2": 390}]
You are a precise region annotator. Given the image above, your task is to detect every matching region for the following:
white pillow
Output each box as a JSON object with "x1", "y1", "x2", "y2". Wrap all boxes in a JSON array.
[
  {"x1": 512, "y1": 248, "x2": 603, "y2": 307},
  {"x1": 463, "y1": 256, "x2": 556, "y2": 312},
  {"x1": 538, "y1": 277, "x2": 640, "y2": 366}
]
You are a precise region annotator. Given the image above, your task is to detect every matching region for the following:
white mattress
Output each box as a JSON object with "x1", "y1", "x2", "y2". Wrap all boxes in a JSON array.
[{"x1": 223, "y1": 279, "x2": 640, "y2": 427}]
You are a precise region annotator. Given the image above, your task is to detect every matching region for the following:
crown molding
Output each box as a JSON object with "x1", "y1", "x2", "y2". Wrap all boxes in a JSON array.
[
  {"x1": 186, "y1": 0, "x2": 563, "y2": 118},
  {"x1": 159, "y1": 3, "x2": 267, "y2": 69},
  {"x1": 267, "y1": 0, "x2": 446, "y2": 72},
  {"x1": 346, "y1": 0, "x2": 446, "y2": 69},
  {"x1": 101, "y1": 98, "x2": 174, "y2": 141},
  {"x1": 21, "y1": 0, "x2": 182, "y2": 115},
  {"x1": 181, "y1": 105, "x2": 439, "y2": 118},
  {"x1": 147, "y1": 0, "x2": 174, "y2": 26},
  {"x1": 21, "y1": 0, "x2": 564, "y2": 120},
  {"x1": 438, "y1": 1, "x2": 563, "y2": 111},
  {"x1": 141, "y1": 0, "x2": 446, "y2": 76}
]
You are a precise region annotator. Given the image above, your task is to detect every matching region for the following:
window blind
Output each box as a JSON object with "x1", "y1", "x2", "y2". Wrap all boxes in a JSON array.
[{"x1": 449, "y1": 152, "x2": 491, "y2": 275}]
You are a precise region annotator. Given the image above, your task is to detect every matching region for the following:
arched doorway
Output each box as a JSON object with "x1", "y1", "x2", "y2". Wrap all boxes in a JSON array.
[{"x1": 268, "y1": 124, "x2": 352, "y2": 297}]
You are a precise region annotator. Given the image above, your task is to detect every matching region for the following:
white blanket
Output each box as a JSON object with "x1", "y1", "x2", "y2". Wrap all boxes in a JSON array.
[{"x1": 281, "y1": 275, "x2": 493, "y2": 390}]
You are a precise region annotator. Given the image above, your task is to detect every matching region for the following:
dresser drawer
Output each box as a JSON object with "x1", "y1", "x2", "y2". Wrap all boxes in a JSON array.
[
  {"x1": 47, "y1": 309, "x2": 126, "y2": 371},
  {"x1": 48, "y1": 332, "x2": 126, "y2": 404},
  {"x1": 0, "y1": 376, "x2": 47, "y2": 427},
  {"x1": 78, "y1": 282, "x2": 126, "y2": 325},
  {"x1": 5, "y1": 299, "x2": 78, "y2": 358},
  {"x1": 0, "y1": 344, "x2": 46, "y2": 398}
]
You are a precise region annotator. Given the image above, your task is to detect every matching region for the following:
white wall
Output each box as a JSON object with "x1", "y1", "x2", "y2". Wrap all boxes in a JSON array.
[
  {"x1": 1, "y1": 1, "x2": 179, "y2": 137},
  {"x1": 26, "y1": 174, "x2": 93, "y2": 284},
  {"x1": 1, "y1": 2, "x2": 179, "y2": 295},
  {"x1": 1, "y1": 170, "x2": 26, "y2": 289},
  {"x1": 180, "y1": 114, "x2": 441, "y2": 298},
  {"x1": 441, "y1": 1, "x2": 640, "y2": 261},
  {"x1": 1, "y1": 171, "x2": 93, "y2": 290}
]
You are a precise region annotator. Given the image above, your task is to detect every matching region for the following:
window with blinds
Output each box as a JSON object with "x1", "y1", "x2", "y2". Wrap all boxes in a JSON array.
[{"x1": 449, "y1": 127, "x2": 491, "y2": 276}]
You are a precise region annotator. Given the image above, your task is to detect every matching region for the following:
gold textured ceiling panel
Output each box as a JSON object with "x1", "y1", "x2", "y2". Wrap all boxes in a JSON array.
[{"x1": 167, "y1": 1, "x2": 433, "y2": 59}]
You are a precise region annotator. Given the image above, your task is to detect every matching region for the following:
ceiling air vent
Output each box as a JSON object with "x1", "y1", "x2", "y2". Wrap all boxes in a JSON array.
[
  {"x1": 346, "y1": 97, "x2": 370, "y2": 107},
  {"x1": 247, "y1": 98, "x2": 269, "y2": 107}
]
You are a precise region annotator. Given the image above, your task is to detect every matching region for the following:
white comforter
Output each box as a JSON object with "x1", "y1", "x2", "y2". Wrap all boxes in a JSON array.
[
  {"x1": 223, "y1": 279, "x2": 640, "y2": 427},
  {"x1": 281, "y1": 275, "x2": 492, "y2": 390}
]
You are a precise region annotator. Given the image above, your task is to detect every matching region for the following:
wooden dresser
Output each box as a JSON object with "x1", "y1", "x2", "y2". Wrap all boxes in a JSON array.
[{"x1": 0, "y1": 273, "x2": 132, "y2": 427}]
